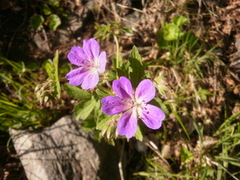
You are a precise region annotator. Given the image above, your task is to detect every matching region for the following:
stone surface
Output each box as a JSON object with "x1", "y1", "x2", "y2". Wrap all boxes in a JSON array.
[{"x1": 10, "y1": 115, "x2": 120, "y2": 180}]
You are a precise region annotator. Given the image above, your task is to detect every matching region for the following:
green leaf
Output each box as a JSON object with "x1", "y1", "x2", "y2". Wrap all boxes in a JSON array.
[
  {"x1": 96, "y1": 114, "x2": 112, "y2": 130},
  {"x1": 59, "y1": 63, "x2": 71, "y2": 76},
  {"x1": 153, "y1": 97, "x2": 169, "y2": 115},
  {"x1": 122, "y1": 27, "x2": 133, "y2": 34},
  {"x1": 118, "y1": 61, "x2": 132, "y2": 78},
  {"x1": 157, "y1": 38, "x2": 168, "y2": 49},
  {"x1": 197, "y1": 87, "x2": 212, "y2": 101},
  {"x1": 96, "y1": 114, "x2": 119, "y2": 139},
  {"x1": 129, "y1": 46, "x2": 146, "y2": 87},
  {"x1": 82, "y1": 115, "x2": 96, "y2": 131},
  {"x1": 216, "y1": 156, "x2": 240, "y2": 167},
  {"x1": 42, "y1": 51, "x2": 60, "y2": 98},
  {"x1": 30, "y1": 15, "x2": 44, "y2": 30},
  {"x1": 180, "y1": 146, "x2": 193, "y2": 163},
  {"x1": 157, "y1": 30, "x2": 168, "y2": 49},
  {"x1": 105, "y1": 69, "x2": 117, "y2": 81},
  {"x1": 48, "y1": 14, "x2": 61, "y2": 31},
  {"x1": 163, "y1": 24, "x2": 184, "y2": 41},
  {"x1": 172, "y1": 15, "x2": 188, "y2": 27},
  {"x1": 74, "y1": 98, "x2": 97, "y2": 120},
  {"x1": 0, "y1": 56, "x2": 25, "y2": 74},
  {"x1": 43, "y1": 3, "x2": 52, "y2": 15},
  {"x1": 214, "y1": 111, "x2": 240, "y2": 136},
  {"x1": 134, "y1": 126, "x2": 143, "y2": 141},
  {"x1": 48, "y1": 0, "x2": 59, "y2": 7},
  {"x1": 95, "y1": 89, "x2": 110, "y2": 99},
  {"x1": 43, "y1": 60, "x2": 54, "y2": 79},
  {"x1": 63, "y1": 84, "x2": 91, "y2": 99}
]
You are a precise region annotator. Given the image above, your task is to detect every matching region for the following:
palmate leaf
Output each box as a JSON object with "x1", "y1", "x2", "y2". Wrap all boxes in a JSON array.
[
  {"x1": 63, "y1": 84, "x2": 91, "y2": 99},
  {"x1": 96, "y1": 114, "x2": 113, "y2": 130},
  {"x1": 74, "y1": 98, "x2": 98, "y2": 120},
  {"x1": 172, "y1": 15, "x2": 188, "y2": 27},
  {"x1": 30, "y1": 15, "x2": 44, "y2": 30},
  {"x1": 48, "y1": 0, "x2": 59, "y2": 7},
  {"x1": 95, "y1": 88, "x2": 110, "y2": 99},
  {"x1": 163, "y1": 24, "x2": 184, "y2": 41},
  {"x1": 43, "y1": 3, "x2": 52, "y2": 15},
  {"x1": 49, "y1": 14, "x2": 61, "y2": 31},
  {"x1": 117, "y1": 61, "x2": 132, "y2": 78},
  {"x1": 129, "y1": 46, "x2": 146, "y2": 87},
  {"x1": 96, "y1": 113, "x2": 119, "y2": 139},
  {"x1": 43, "y1": 60, "x2": 54, "y2": 79},
  {"x1": 81, "y1": 114, "x2": 96, "y2": 132}
]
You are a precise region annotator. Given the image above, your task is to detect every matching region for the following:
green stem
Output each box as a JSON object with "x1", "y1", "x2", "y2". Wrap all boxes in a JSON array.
[{"x1": 113, "y1": 35, "x2": 121, "y2": 69}]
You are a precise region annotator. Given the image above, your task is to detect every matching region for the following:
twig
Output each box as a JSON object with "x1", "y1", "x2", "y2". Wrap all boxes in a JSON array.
[
  {"x1": 143, "y1": 138, "x2": 170, "y2": 167},
  {"x1": 118, "y1": 140, "x2": 125, "y2": 180},
  {"x1": 116, "y1": 3, "x2": 144, "y2": 13},
  {"x1": 206, "y1": 157, "x2": 240, "y2": 180}
]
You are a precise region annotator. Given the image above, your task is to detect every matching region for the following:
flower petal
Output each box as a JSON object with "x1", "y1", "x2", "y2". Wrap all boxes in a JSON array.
[
  {"x1": 81, "y1": 71, "x2": 99, "y2": 89},
  {"x1": 83, "y1": 38, "x2": 100, "y2": 60},
  {"x1": 117, "y1": 110, "x2": 138, "y2": 138},
  {"x1": 101, "y1": 96, "x2": 128, "y2": 115},
  {"x1": 139, "y1": 104, "x2": 165, "y2": 129},
  {"x1": 65, "y1": 68, "x2": 86, "y2": 86},
  {"x1": 113, "y1": 77, "x2": 134, "y2": 99},
  {"x1": 98, "y1": 51, "x2": 107, "y2": 73},
  {"x1": 67, "y1": 46, "x2": 88, "y2": 66},
  {"x1": 135, "y1": 79, "x2": 155, "y2": 103}
]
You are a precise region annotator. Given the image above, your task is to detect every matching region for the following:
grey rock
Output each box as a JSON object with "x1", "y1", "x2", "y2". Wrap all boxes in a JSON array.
[{"x1": 10, "y1": 115, "x2": 120, "y2": 180}]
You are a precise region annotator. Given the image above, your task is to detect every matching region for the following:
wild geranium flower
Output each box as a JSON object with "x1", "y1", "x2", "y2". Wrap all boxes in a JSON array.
[
  {"x1": 66, "y1": 38, "x2": 107, "y2": 89},
  {"x1": 101, "y1": 77, "x2": 165, "y2": 138}
]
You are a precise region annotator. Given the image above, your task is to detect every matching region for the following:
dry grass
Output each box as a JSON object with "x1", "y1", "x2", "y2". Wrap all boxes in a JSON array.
[{"x1": 92, "y1": 0, "x2": 240, "y2": 179}]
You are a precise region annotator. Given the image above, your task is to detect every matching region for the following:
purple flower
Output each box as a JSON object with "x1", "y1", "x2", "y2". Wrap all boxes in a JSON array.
[
  {"x1": 101, "y1": 77, "x2": 165, "y2": 138},
  {"x1": 66, "y1": 38, "x2": 107, "y2": 89}
]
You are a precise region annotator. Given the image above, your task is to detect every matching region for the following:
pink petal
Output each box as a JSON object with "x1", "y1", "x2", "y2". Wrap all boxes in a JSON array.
[
  {"x1": 139, "y1": 104, "x2": 165, "y2": 129},
  {"x1": 67, "y1": 46, "x2": 88, "y2": 66},
  {"x1": 83, "y1": 39, "x2": 100, "y2": 60},
  {"x1": 65, "y1": 68, "x2": 86, "y2": 86},
  {"x1": 101, "y1": 96, "x2": 129, "y2": 115},
  {"x1": 112, "y1": 77, "x2": 134, "y2": 99},
  {"x1": 98, "y1": 51, "x2": 107, "y2": 73},
  {"x1": 135, "y1": 79, "x2": 155, "y2": 103},
  {"x1": 117, "y1": 110, "x2": 138, "y2": 138},
  {"x1": 81, "y1": 71, "x2": 99, "y2": 89}
]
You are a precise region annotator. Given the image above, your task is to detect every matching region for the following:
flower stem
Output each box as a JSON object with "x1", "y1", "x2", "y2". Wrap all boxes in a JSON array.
[{"x1": 113, "y1": 35, "x2": 122, "y2": 69}]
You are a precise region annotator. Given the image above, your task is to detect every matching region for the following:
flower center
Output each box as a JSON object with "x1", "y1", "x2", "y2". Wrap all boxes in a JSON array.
[
  {"x1": 125, "y1": 97, "x2": 147, "y2": 117},
  {"x1": 87, "y1": 61, "x2": 99, "y2": 74}
]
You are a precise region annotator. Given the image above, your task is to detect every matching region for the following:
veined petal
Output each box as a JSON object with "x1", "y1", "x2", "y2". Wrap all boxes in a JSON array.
[
  {"x1": 67, "y1": 46, "x2": 88, "y2": 66},
  {"x1": 113, "y1": 77, "x2": 134, "y2": 99},
  {"x1": 83, "y1": 39, "x2": 100, "y2": 60},
  {"x1": 65, "y1": 68, "x2": 86, "y2": 86},
  {"x1": 81, "y1": 71, "x2": 99, "y2": 89},
  {"x1": 101, "y1": 96, "x2": 129, "y2": 115},
  {"x1": 98, "y1": 51, "x2": 107, "y2": 73},
  {"x1": 139, "y1": 104, "x2": 165, "y2": 129},
  {"x1": 117, "y1": 110, "x2": 138, "y2": 138},
  {"x1": 135, "y1": 79, "x2": 155, "y2": 103}
]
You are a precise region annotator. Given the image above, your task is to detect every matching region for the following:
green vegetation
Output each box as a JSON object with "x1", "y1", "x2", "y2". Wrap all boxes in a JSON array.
[{"x1": 0, "y1": 51, "x2": 68, "y2": 130}]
